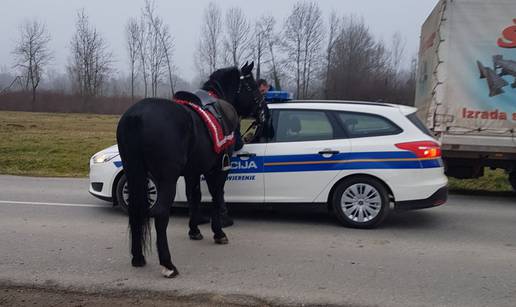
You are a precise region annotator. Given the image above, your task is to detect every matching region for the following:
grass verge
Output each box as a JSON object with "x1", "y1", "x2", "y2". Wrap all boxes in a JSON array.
[
  {"x1": 448, "y1": 168, "x2": 512, "y2": 193},
  {"x1": 0, "y1": 111, "x2": 118, "y2": 177}
]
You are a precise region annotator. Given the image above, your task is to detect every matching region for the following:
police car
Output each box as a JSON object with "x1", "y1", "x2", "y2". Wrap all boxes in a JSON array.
[{"x1": 89, "y1": 92, "x2": 447, "y2": 228}]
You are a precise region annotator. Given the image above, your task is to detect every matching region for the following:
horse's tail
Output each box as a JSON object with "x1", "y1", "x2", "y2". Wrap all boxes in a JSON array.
[{"x1": 116, "y1": 114, "x2": 151, "y2": 254}]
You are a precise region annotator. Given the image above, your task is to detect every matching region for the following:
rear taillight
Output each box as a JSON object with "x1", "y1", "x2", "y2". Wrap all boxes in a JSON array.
[{"x1": 395, "y1": 141, "x2": 441, "y2": 158}]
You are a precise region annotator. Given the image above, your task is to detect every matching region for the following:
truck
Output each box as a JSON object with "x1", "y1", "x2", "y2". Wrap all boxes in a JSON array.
[{"x1": 415, "y1": 0, "x2": 516, "y2": 191}]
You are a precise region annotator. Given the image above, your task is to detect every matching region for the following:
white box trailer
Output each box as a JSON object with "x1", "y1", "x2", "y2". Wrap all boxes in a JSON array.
[{"x1": 415, "y1": 0, "x2": 516, "y2": 190}]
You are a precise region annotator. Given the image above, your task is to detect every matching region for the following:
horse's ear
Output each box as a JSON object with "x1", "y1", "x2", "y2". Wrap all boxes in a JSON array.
[
  {"x1": 248, "y1": 61, "x2": 254, "y2": 71},
  {"x1": 241, "y1": 62, "x2": 248, "y2": 72}
]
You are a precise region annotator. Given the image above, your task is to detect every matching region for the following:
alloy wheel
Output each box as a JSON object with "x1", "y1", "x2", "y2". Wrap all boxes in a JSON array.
[
  {"x1": 122, "y1": 177, "x2": 158, "y2": 208},
  {"x1": 340, "y1": 183, "x2": 381, "y2": 223}
]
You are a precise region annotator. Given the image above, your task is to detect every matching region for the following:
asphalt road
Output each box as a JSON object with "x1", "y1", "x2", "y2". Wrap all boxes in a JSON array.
[{"x1": 0, "y1": 175, "x2": 515, "y2": 307}]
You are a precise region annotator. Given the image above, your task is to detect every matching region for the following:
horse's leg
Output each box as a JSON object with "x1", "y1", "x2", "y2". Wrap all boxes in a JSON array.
[
  {"x1": 185, "y1": 174, "x2": 203, "y2": 240},
  {"x1": 205, "y1": 170, "x2": 229, "y2": 244},
  {"x1": 210, "y1": 196, "x2": 233, "y2": 228},
  {"x1": 152, "y1": 179, "x2": 179, "y2": 278},
  {"x1": 219, "y1": 196, "x2": 234, "y2": 228},
  {"x1": 130, "y1": 225, "x2": 146, "y2": 267}
]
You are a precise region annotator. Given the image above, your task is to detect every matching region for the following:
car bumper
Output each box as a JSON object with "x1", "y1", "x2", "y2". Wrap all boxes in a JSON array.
[
  {"x1": 89, "y1": 159, "x2": 121, "y2": 202},
  {"x1": 395, "y1": 186, "x2": 448, "y2": 211},
  {"x1": 89, "y1": 191, "x2": 113, "y2": 202}
]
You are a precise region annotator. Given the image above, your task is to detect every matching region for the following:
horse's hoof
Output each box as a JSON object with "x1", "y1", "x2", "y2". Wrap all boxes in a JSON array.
[
  {"x1": 214, "y1": 236, "x2": 229, "y2": 245},
  {"x1": 189, "y1": 232, "x2": 203, "y2": 240},
  {"x1": 161, "y1": 266, "x2": 179, "y2": 278},
  {"x1": 131, "y1": 256, "x2": 146, "y2": 267}
]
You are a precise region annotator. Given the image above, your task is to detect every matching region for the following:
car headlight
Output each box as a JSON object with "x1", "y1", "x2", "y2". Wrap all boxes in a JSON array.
[{"x1": 92, "y1": 152, "x2": 119, "y2": 164}]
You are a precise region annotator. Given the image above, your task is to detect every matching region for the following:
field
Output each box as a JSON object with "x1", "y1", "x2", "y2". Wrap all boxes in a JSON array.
[
  {"x1": 0, "y1": 111, "x2": 118, "y2": 177},
  {"x1": 0, "y1": 111, "x2": 512, "y2": 192}
]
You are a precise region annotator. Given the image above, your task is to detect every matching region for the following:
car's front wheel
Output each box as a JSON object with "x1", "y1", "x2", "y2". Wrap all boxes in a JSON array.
[
  {"x1": 331, "y1": 176, "x2": 390, "y2": 228},
  {"x1": 115, "y1": 173, "x2": 158, "y2": 213}
]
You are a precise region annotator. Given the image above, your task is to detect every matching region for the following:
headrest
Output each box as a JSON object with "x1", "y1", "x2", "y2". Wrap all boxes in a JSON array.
[{"x1": 288, "y1": 116, "x2": 301, "y2": 133}]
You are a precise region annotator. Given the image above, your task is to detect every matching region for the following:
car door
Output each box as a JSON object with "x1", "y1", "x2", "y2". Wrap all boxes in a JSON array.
[
  {"x1": 337, "y1": 110, "x2": 404, "y2": 157},
  {"x1": 264, "y1": 109, "x2": 351, "y2": 203},
  {"x1": 197, "y1": 143, "x2": 265, "y2": 203},
  {"x1": 223, "y1": 143, "x2": 265, "y2": 203}
]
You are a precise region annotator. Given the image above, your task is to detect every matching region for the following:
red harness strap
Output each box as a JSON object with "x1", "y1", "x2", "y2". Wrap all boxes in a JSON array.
[{"x1": 175, "y1": 98, "x2": 235, "y2": 154}]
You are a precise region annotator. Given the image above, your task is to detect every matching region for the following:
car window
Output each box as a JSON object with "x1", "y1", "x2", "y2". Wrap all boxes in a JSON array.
[
  {"x1": 406, "y1": 112, "x2": 433, "y2": 136},
  {"x1": 273, "y1": 110, "x2": 334, "y2": 142},
  {"x1": 337, "y1": 112, "x2": 402, "y2": 138}
]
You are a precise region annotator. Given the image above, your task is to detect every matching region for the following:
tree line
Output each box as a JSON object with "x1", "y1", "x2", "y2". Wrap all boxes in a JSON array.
[{"x1": 1, "y1": 0, "x2": 417, "y2": 114}]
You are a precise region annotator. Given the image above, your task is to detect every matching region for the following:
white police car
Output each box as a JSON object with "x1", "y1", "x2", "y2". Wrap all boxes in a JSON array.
[{"x1": 89, "y1": 93, "x2": 447, "y2": 228}]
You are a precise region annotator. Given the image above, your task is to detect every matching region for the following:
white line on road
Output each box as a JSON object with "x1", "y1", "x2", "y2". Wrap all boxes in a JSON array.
[{"x1": 0, "y1": 200, "x2": 107, "y2": 208}]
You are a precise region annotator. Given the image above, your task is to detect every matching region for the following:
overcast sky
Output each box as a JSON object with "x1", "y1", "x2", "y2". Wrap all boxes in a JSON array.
[{"x1": 0, "y1": 0, "x2": 439, "y2": 81}]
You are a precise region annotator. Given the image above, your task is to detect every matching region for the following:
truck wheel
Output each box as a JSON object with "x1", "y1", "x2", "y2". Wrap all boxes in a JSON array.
[
  {"x1": 331, "y1": 176, "x2": 390, "y2": 228},
  {"x1": 509, "y1": 172, "x2": 516, "y2": 192},
  {"x1": 115, "y1": 173, "x2": 158, "y2": 214}
]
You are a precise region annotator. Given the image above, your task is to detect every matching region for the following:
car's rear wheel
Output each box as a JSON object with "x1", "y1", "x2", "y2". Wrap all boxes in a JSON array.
[
  {"x1": 115, "y1": 173, "x2": 158, "y2": 213},
  {"x1": 331, "y1": 176, "x2": 390, "y2": 228}
]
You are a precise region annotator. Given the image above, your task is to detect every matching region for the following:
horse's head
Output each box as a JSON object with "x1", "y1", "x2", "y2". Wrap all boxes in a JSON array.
[
  {"x1": 203, "y1": 62, "x2": 265, "y2": 119},
  {"x1": 235, "y1": 62, "x2": 265, "y2": 119}
]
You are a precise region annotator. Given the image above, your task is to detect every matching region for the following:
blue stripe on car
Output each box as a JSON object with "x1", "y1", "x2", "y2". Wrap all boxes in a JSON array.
[
  {"x1": 229, "y1": 151, "x2": 442, "y2": 174},
  {"x1": 113, "y1": 151, "x2": 442, "y2": 172}
]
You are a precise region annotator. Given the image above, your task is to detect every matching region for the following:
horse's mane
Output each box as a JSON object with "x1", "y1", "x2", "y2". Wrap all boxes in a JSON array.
[{"x1": 201, "y1": 67, "x2": 240, "y2": 100}]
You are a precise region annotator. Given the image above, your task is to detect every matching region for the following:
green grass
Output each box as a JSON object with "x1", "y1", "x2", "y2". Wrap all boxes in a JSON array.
[
  {"x1": 0, "y1": 111, "x2": 513, "y2": 193},
  {"x1": 0, "y1": 111, "x2": 118, "y2": 177},
  {"x1": 448, "y1": 168, "x2": 513, "y2": 193}
]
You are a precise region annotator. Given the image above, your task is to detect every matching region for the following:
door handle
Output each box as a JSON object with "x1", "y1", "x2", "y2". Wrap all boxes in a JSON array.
[
  {"x1": 237, "y1": 152, "x2": 256, "y2": 158},
  {"x1": 318, "y1": 149, "x2": 339, "y2": 155}
]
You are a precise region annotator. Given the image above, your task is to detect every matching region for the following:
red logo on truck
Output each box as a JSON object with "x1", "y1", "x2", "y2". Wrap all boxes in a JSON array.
[{"x1": 497, "y1": 19, "x2": 516, "y2": 48}]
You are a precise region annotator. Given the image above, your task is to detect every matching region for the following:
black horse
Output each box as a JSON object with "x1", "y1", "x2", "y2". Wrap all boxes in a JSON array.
[{"x1": 116, "y1": 62, "x2": 263, "y2": 278}]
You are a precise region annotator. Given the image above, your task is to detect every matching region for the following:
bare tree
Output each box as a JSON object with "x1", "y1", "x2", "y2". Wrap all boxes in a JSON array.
[
  {"x1": 159, "y1": 25, "x2": 175, "y2": 96},
  {"x1": 143, "y1": 0, "x2": 175, "y2": 97},
  {"x1": 283, "y1": 1, "x2": 324, "y2": 99},
  {"x1": 146, "y1": 17, "x2": 165, "y2": 97},
  {"x1": 126, "y1": 18, "x2": 139, "y2": 101},
  {"x1": 394, "y1": 53, "x2": 417, "y2": 105},
  {"x1": 326, "y1": 16, "x2": 406, "y2": 102},
  {"x1": 328, "y1": 16, "x2": 380, "y2": 100},
  {"x1": 253, "y1": 19, "x2": 266, "y2": 80},
  {"x1": 389, "y1": 31, "x2": 406, "y2": 95},
  {"x1": 324, "y1": 11, "x2": 339, "y2": 99},
  {"x1": 261, "y1": 15, "x2": 282, "y2": 90},
  {"x1": 68, "y1": 9, "x2": 113, "y2": 98},
  {"x1": 12, "y1": 19, "x2": 52, "y2": 103},
  {"x1": 196, "y1": 2, "x2": 223, "y2": 77},
  {"x1": 136, "y1": 16, "x2": 149, "y2": 97},
  {"x1": 223, "y1": 7, "x2": 250, "y2": 67},
  {"x1": 390, "y1": 32, "x2": 405, "y2": 72}
]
